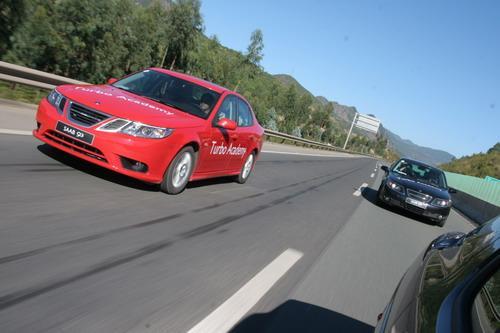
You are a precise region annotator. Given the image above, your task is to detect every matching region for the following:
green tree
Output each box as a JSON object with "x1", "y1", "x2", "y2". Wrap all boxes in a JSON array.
[
  {"x1": 246, "y1": 29, "x2": 264, "y2": 66},
  {"x1": 0, "y1": 0, "x2": 27, "y2": 56},
  {"x1": 292, "y1": 127, "x2": 302, "y2": 138},
  {"x1": 162, "y1": 0, "x2": 202, "y2": 70}
]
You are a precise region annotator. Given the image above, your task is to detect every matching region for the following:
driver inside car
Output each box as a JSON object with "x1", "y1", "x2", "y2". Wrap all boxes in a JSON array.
[{"x1": 200, "y1": 93, "x2": 215, "y2": 115}]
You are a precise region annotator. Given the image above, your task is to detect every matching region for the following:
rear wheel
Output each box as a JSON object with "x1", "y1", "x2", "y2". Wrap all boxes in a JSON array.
[
  {"x1": 235, "y1": 152, "x2": 255, "y2": 184},
  {"x1": 160, "y1": 146, "x2": 195, "y2": 194}
]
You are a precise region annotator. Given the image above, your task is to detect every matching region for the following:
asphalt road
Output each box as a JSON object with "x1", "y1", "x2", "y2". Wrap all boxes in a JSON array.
[{"x1": 0, "y1": 100, "x2": 474, "y2": 333}]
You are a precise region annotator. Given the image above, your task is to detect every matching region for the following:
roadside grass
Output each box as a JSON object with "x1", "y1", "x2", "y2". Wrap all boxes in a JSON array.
[{"x1": 0, "y1": 80, "x2": 48, "y2": 105}]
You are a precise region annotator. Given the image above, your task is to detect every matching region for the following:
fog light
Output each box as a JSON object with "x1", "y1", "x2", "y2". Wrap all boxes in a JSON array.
[{"x1": 120, "y1": 156, "x2": 148, "y2": 173}]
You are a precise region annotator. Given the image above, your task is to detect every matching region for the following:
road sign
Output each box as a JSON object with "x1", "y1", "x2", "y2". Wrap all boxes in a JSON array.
[
  {"x1": 343, "y1": 113, "x2": 382, "y2": 150},
  {"x1": 355, "y1": 114, "x2": 380, "y2": 134}
]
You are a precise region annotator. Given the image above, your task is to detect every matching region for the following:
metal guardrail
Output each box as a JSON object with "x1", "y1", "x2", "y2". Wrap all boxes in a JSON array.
[
  {"x1": 0, "y1": 61, "x2": 377, "y2": 158},
  {"x1": 264, "y1": 129, "x2": 362, "y2": 155},
  {"x1": 0, "y1": 61, "x2": 86, "y2": 89}
]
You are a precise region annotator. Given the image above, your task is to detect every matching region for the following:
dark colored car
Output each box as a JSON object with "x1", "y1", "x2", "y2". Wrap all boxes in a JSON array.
[
  {"x1": 377, "y1": 158, "x2": 456, "y2": 227},
  {"x1": 374, "y1": 215, "x2": 500, "y2": 333}
]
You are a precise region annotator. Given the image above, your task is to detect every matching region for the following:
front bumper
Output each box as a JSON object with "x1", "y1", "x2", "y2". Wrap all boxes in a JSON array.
[
  {"x1": 379, "y1": 185, "x2": 451, "y2": 220},
  {"x1": 33, "y1": 99, "x2": 176, "y2": 184}
]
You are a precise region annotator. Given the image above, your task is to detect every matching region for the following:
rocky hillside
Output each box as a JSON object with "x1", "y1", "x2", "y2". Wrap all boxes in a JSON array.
[
  {"x1": 381, "y1": 128, "x2": 455, "y2": 165},
  {"x1": 274, "y1": 74, "x2": 455, "y2": 164}
]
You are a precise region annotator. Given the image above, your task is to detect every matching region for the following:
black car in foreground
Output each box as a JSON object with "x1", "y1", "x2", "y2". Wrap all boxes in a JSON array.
[
  {"x1": 378, "y1": 158, "x2": 456, "y2": 227},
  {"x1": 375, "y1": 215, "x2": 500, "y2": 333}
]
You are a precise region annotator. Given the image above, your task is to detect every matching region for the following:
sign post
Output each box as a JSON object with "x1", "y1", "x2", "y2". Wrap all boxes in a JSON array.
[
  {"x1": 343, "y1": 113, "x2": 381, "y2": 150},
  {"x1": 343, "y1": 113, "x2": 358, "y2": 150}
]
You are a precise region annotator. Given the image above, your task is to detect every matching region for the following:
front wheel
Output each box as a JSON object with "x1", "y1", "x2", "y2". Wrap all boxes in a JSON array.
[
  {"x1": 235, "y1": 152, "x2": 255, "y2": 184},
  {"x1": 376, "y1": 183, "x2": 385, "y2": 206},
  {"x1": 160, "y1": 146, "x2": 195, "y2": 194},
  {"x1": 436, "y1": 217, "x2": 447, "y2": 228}
]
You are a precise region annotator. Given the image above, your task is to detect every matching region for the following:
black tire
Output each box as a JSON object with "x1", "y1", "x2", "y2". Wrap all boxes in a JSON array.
[
  {"x1": 235, "y1": 152, "x2": 255, "y2": 184},
  {"x1": 160, "y1": 146, "x2": 196, "y2": 194},
  {"x1": 436, "y1": 217, "x2": 447, "y2": 228},
  {"x1": 376, "y1": 184, "x2": 385, "y2": 206}
]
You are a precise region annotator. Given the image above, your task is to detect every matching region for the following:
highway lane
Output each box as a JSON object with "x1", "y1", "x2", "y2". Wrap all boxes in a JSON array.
[
  {"x1": 0, "y1": 133, "x2": 377, "y2": 332},
  {"x1": 0, "y1": 100, "x2": 474, "y2": 332}
]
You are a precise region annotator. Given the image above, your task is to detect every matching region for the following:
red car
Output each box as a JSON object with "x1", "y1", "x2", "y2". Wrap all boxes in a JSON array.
[{"x1": 33, "y1": 68, "x2": 264, "y2": 194}]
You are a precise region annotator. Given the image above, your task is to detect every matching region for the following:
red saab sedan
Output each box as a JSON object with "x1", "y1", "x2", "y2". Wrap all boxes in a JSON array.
[{"x1": 33, "y1": 68, "x2": 264, "y2": 194}]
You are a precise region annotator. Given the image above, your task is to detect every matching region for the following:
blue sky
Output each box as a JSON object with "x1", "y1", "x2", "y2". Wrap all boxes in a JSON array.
[{"x1": 201, "y1": 0, "x2": 500, "y2": 157}]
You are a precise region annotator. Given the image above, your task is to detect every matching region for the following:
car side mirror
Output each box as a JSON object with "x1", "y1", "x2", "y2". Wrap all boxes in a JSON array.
[
  {"x1": 216, "y1": 118, "x2": 237, "y2": 130},
  {"x1": 448, "y1": 187, "x2": 457, "y2": 194},
  {"x1": 107, "y1": 78, "x2": 118, "y2": 84},
  {"x1": 381, "y1": 165, "x2": 389, "y2": 173}
]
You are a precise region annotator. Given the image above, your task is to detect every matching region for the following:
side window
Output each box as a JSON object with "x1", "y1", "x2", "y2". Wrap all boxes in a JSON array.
[
  {"x1": 471, "y1": 267, "x2": 499, "y2": 332},
  {"x1": 237, "y1": 98, "x2": 254, "y2": 127},
  {"x1": 215, "y1": 96, "x2": 237, "y2": 122}
]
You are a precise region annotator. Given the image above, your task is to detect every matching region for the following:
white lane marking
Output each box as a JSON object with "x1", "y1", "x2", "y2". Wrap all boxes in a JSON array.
[
  {"x1": 187, "y1": 248, "x2": 303, "y2": 333},
  {"x1": 353, "y1": 183, "x2": 368, "y2": 197},
  {"x1": 261, "y1": 150, "x2": 345, "y2": 158},
  {"x1": 370, "y1": 173, "x2": 375, "y2": 178},
  {"x1": 0, "y1": 128, "x2": 32, "y2": 136}
]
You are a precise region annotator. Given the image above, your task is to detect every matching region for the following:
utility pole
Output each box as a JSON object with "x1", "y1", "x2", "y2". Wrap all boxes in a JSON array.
[{"x1": 343, "y1": 112, "x2": 358, "y2": 150}]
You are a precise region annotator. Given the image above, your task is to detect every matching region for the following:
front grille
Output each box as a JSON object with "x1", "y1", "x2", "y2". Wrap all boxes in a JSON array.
[
  {"x1": 407, "y1": 188, "x2": 432, "y2": 203},
  {"x1": 44, "y1": 130, "x2": 107, "y2": 163},
  {"x1": 68, "y1": 102, "x2": 110, "y2": 127}
]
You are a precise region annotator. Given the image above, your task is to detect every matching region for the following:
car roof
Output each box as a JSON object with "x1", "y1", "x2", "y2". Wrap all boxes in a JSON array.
[{"x1": 150, "y1": 68, "x2": 230, "y2": 94}]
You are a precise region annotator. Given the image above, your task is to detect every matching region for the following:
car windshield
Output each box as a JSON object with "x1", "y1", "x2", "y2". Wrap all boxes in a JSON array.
[
  {"x1": 113, "y1": 69, "x2": 220, "y2": 119},
  {"x1": 392, "y1": 159, "x2": 447, "y2": 189}
]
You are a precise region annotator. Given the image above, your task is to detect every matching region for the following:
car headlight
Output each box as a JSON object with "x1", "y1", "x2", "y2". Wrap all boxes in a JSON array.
[
  {"x1": 432, "y1": 198, "x2": 451, "y2": 207},
  {"x1": 47, "y1": 89, "x2": 66, "y2": 112},
  {"x1": 97, "y1": 118, "x2": 173, "y2": 139},
  {"x1": 387, "y1": 180, "x2": 405, "y2": 194}
]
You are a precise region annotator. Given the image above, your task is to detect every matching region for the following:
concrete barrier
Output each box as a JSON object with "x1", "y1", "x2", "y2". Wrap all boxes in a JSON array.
[{"x1": 451, "y1": 191, "x2": 500, "y2": 225}]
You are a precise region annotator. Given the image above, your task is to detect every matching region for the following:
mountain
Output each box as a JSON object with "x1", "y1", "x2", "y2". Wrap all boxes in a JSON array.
[
  {"x1": 381, "y1": 128, "x2": 455, "y2": 165},
  {"x1": 273, "y1": 74, "x2": 314, "y2": 98},
  {"x1": 274, "y1": 73, "x2": 455, "y2": 164},
  {"x1": 440, "y1": 143, "x2": 499, "y2": 178},
  {"x1": 315, "y1": 96, "x2": 329, "y2": 106}
]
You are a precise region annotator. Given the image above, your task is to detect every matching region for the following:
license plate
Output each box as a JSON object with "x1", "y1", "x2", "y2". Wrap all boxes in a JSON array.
[
  {"x1": 56, "y1": 121, "x2": 94, "y2": 144},
  {"x1": 406, "y1": 197, "x2": 427, "y2": 208}
]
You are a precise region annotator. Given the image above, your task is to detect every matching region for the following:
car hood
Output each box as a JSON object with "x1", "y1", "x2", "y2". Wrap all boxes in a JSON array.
[
  {"x1": 57, "y1": 84, "x2": 206, "y2": 128},
  {"x1": 388, "y1": 173, "x2": 450, "y2": 199}
]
